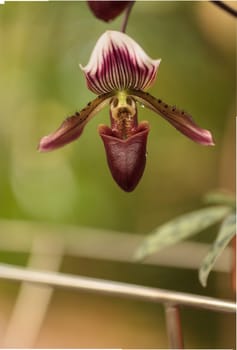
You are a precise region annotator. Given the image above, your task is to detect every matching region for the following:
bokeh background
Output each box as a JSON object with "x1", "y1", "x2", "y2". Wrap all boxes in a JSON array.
[{"x1": 0, "y1": 1, "x2": 235, "y2": 348}]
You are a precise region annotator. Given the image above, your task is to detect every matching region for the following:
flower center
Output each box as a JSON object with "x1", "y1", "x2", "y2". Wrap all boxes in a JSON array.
[{"x1": 110, "y1": 92, "x2": 138, "y2": 139}]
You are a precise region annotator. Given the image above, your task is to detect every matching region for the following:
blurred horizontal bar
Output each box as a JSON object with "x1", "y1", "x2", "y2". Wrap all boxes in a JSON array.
[
  {"x1": 0, "y1": 263, "x2": 235, "y2": 313},
  {"x1": 2, "y1": 238, "x2": 64, "y2": 348},
  {"x1": 0, "y1": 220, "x2": 232, "y2": 272}
]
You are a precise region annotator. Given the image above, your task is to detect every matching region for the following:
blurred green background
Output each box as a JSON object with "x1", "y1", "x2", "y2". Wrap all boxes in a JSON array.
[{"x1": 0, "y1": 1, "x2": 235, "y2": 348}]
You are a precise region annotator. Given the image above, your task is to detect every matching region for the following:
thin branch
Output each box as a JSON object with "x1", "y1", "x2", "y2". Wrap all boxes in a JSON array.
[
  {"x1": 210, "y1": 0, "x2": 237, "y2": 18},
  {"x1": 165, "y1": 305, "x2": 184, "y2": 349},
  {"x1": 121, "y1": 1, "x2": 135, "y2": 33},
  {"x1": 0, "y1": 263, "x2": 235, "y2": 313}
]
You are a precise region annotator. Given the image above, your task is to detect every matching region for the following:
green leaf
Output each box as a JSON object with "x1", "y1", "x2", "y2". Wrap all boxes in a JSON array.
[
  {"x1": 199, "y1": 214, "x2": 236, "y2": 287},
  {"x1": 204, "y1": 190, "x2": 236, "y2": 210},
  {"x1": 135, "y1": 206, "x2": 232, "y2": 261}
]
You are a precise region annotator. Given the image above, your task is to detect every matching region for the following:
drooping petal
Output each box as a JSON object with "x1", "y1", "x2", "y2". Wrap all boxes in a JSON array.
[
  {"x1": 80, "y1": 31, "x2": 161, "y2": 95},
  {"x1": 38, "y1": 92, "x2": 114, "y2": 152},
  {"x1": 99, "y1": 122, "x2": 150, "y2": 192},
  {"x1": 129, "y1": 89, "x2": 214, "y2": 146},
  {"x1": 87, "y1": 1, "x2": 130, "y2": 22}
]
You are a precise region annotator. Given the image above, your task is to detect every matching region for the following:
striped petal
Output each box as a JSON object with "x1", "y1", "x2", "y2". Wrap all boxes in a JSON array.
[
  {"x1": 80, "y1": 31, "x2": 161, "y2": 95},
  {"x1": 129, "y1": 89, "x2": 214, "y2": 146},
  {"x1": 38, "y1": 92, "x2": 114, "y2": 152}
]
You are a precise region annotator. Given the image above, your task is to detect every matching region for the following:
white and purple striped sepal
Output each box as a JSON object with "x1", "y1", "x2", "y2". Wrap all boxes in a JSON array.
[{"x1": 80, "y1": 30, "x2": 161, "y2": 95}]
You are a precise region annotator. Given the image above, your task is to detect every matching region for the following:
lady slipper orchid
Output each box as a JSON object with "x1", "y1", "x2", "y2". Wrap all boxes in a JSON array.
[
  {"x1": 87, "y1": 1, "x2": 131, "y2": 22},
  {"x1": 39, "y1": 30, "x2": 214, "y2": 192}
]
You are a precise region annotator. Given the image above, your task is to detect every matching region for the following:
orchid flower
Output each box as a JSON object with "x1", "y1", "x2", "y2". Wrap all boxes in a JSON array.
[
  {"x1": 39, "y1": 30, "x2": 214, "y2": 192},
  {"x1": 87, "y1": 1, "x2": 130, "y2": 22}
]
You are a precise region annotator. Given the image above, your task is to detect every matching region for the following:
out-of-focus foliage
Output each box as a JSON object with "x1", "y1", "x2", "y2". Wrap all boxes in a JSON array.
[
  {"x1": 199, "y1": 212, "x2": 236, "y2": 287},
  {"x1": 135, "y1": 190, "x2": 235, "y2": 286},
  {"x1": 204, "y1": 190, "x2": 236, "y2": 209},
  {"x1": 135, "y1": 205, "x2": 232, "y2": 260}
]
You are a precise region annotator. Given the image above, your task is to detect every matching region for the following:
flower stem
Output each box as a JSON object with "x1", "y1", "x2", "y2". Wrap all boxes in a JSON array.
[
  {"x1": 210, "y1": 0, "x2": 237, "y2": 18},
  {"x1": 121, "y1": 1, "x2": 135, "y2": 33}
]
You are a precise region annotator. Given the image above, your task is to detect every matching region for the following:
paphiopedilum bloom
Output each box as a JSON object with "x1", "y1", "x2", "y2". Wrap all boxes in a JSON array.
[
  {"x1": 87, "y1": 1, "x2": 130, "y2": 22},
  {"x1": 39, "y1": 30, "x2": 214, "y2": 192}
]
